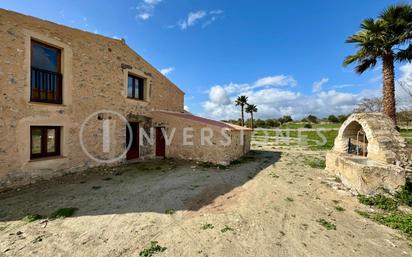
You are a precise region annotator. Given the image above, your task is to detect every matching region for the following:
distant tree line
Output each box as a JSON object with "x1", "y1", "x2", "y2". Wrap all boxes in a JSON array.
[{"x1": 223, "y1": 114, "x2": 349, "y2": 128}]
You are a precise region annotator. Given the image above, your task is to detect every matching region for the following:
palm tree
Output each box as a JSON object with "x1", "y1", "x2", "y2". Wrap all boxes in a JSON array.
[
  {"x1": 343, "y1": 4, "x2": 412, "y2": 124},
  {"x1": 235, "y1": 95, "x2": 248, "y2": 126},
  {"x1": 246, "y1": 104, "x2": 258, "y2": 129}
]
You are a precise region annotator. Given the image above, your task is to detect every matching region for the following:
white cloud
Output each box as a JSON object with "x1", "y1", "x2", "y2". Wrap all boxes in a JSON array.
[
  {"x1": 173, "y1": 9, "x2": 224, "y2": 30},
  {"x1": 209, "y1": 85, "x2": 231, "y2": 105},
  {"x1": 178, "y1": 11, "x2": 207, "y2": 30},
  {"x1": 312, "y1": 78, "x2": 328, "y2": 92},
  {"x1": 136, "y1": 0, "x2": 162, "y2": 21},
  {"x1": 254, "y1": 75, "x2": 297, "y2": 88},
  {"x1": 138, "y1": 13, "x2": 152, "y2": 20},
  {"x1": 184, "y1": 105, "x2": 190, "y2": 112},
  {"x1": 200, "y1": 75, "x2": 377, "y2": 120},
  {"x1": 144, "y1": 0, "x2": 161, "y2": 4},
  {"x1": 160, "y1": 67, "x2": 174, "y2": 75}
]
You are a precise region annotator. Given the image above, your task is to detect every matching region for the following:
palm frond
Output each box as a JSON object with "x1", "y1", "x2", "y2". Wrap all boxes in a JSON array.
[
  {"x1": 395, "y1": 44, "x2": 412, "y2": 62},
  {"x1": 355, "y1": 58, "x2": 377, "y2": 74}
]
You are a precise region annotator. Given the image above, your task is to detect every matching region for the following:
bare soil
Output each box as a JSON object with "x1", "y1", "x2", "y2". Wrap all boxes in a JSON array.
[{"x1": 0, "y1": 147, "x2": 411, "y2": 257}]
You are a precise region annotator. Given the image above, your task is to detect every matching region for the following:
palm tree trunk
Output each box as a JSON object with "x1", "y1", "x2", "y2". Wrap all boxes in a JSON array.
[
  {"x1": 251, "y1": 113, "x2": 254, "y2": 130},
  {"x1": 382, "y1": 54, "x2": 397, "y2": 124},
  {"x1": 241, "y1": 105, "x2": 244, "y2": 126}
]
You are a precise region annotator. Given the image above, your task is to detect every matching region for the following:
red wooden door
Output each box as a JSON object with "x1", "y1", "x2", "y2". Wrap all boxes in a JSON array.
[
  {"x1": 155, "y1": 127, "x2": 166, "y2": 157},
  {"x1": 126, "y1": 122, "x2": 139, "y2": 160}
]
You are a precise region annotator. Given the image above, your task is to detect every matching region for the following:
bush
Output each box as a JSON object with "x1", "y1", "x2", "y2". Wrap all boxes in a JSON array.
[{"x1": 303, "y1": 123, "x2": 312, "y2": 129}]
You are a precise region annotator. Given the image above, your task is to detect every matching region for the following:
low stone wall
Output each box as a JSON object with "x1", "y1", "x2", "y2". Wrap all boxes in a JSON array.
[{"x1": 326, "y1": 151, "x2": 406, "y2": 195}]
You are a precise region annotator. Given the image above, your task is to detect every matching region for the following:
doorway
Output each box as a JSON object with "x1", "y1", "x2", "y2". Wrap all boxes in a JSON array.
[
  {"x1": 126, "y1": 122, "x2": 139, "y2": 160},
  {"x1": 155, "y1": 127, "x2": 166, "y2": 157}
]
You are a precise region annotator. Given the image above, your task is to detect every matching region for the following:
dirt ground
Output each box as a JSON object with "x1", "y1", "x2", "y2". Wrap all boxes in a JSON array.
[{"x1": 0, "y1": 146, "x2": 411, "y2": 257}]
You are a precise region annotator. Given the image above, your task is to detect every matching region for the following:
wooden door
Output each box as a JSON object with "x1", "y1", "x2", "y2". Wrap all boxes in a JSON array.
[
  {"x1": 155, "y1": 127, "x2": 166, "y2": 157},
  {"x1": 126, "y1": 122, "x2": 139, "y2": 160}
]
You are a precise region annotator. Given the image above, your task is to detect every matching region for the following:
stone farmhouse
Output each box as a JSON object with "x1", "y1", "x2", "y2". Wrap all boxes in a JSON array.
[{"x1": 0, "y1": 9, "x2": 251, "y2": 189}]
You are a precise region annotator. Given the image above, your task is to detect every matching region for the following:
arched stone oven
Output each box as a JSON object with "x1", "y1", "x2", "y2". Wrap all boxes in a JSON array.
[{"x1": 326, "y1": 113, "x2": 411, "y2": 195}]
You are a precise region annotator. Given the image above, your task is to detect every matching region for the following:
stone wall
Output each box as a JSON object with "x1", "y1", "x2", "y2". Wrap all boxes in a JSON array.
[
  {"x1": 0, "y1": 9, "x2": 184, "y2": 188},
  {"x1": 152, "y1": 111, "x2": 252, "y2": 165}
]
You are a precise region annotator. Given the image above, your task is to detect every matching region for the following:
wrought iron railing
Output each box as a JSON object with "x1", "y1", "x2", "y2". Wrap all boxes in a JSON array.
[{"x1": 30, "y1": 67, "x2": 62, "y2": 104}]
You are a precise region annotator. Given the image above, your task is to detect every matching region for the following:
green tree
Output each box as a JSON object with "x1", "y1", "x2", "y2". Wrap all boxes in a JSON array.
[
  {"x1": 306, "y1": 115, "x2": 319, "y2": 124},
  {"x1": 343, "y1": 4, "x2": 412, "y2": 123},
  {"x1": 338, "y1": 115, "x2": 349, "y2": 123},
  {"x1": 235, "y1": 95, "x2": 248, "y2": 126},
  {"x1": 327, "y1": 115, "x2": 340, "y2": 123},
  {"x1": 246, "y1": 104, "x2": 258, "y2": 129},
  {"x1": 279, "y1": 115, "x2": 293, "y2": 124},
  {"x1": 266, "y1": 119, "x2": 280, "y2": 128}
]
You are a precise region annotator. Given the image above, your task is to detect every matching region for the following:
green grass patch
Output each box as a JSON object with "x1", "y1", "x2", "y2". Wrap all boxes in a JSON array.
[
  {"x1": 50, "y1": 208, "x2": 78, "y2": 219},
  {"x1": 304, "y1": 157, "x2": 326, "y2": 169},
  {"x1": 139, "y1": 241, "x2": 167, "y2": 257},
  {"x1": 357, "y1": 194, "x2": 398, "y2": 211},
  {"x1": 165, "y1": 208, "x2": 176, "y2": 215},
  {"x1": 22, "y1": 213, "x2": 44, "y2": 223},
  {"x1": 317, "y1": 219, "x2": 336, "y2": 230},
  {"x1": 221, "y1": 225, "x2": 234, "y2": 233},
  {"x1": 201, "y1": 223, "x2": 214, "y2": 230}
]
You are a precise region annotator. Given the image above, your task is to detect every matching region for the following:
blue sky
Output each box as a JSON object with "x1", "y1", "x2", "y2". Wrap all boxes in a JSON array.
[{"x1": 2, "y1": 0, "x2": 411, "y2": 119}]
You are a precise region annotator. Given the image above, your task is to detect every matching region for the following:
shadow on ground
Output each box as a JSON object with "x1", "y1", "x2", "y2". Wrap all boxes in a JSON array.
[{"x1": 0, "y1": 150, "x2": 280, "y2": 221}]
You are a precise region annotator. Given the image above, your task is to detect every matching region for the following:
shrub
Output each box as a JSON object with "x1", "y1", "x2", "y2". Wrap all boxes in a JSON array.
[{"x1": 303, "y1": 123, "x2": 312, "y2": 129}]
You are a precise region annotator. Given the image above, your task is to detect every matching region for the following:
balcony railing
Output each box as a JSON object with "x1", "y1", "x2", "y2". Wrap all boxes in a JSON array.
[{"x1": 30, "y1": 67, "x2": 62, "y2": 104}]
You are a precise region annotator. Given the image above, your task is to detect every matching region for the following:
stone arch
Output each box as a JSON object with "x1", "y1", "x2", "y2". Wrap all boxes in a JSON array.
[{"x1": 333, "y1": 113, "x2": 405, "y2": 163}]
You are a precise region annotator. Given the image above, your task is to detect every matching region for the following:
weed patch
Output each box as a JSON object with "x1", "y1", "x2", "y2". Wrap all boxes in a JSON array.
[
  {"x1": 50, "y1": 208, "x2": 78, "y2": 219},
  {"x1": 22, "y1": 214, "x2": 43, "y2": 223},
  {"x1": 317, "y1": 219, "x2": 336, "y2": 230},
  {"x1": 201, "y1": 223, "x2": 214, "y2": 230},
  {"x1": 335, "y1": 206, "x2": 345, "y2": 212},
  {"x1": 372, "y1": 212, "x2": 412, "y2": 237},
  {"x1": 165, "y1": 208, "x2": 176, "y2": 215},
  {"x1": 357, "y1": 194, "x2": 398, "y2": 211},
  {"x1": 139, "y1": 241, "x2": 167, "y2": 257},
  {"x1": 221, "y1": 225, "x2": 234, "y2": 233},
  {"x1": 304, "y1": 157, "x2": 326, "y2": 169}
]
